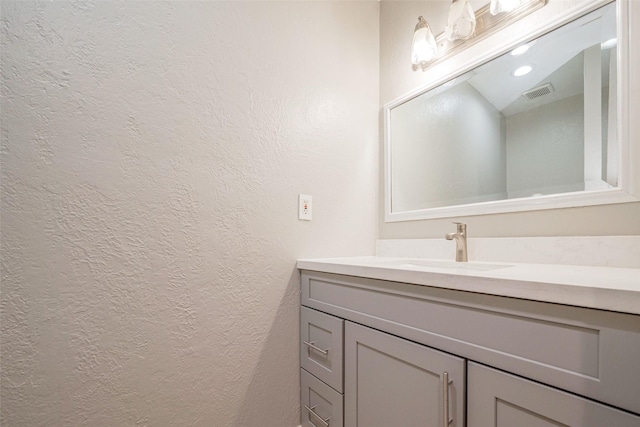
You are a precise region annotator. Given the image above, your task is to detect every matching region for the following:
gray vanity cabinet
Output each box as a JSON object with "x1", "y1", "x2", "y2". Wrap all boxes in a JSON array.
[
  {"x1": 344, "y1": 322, "x2": 465, "y2": 427},
  {"x1": 300, "y1": 270, "x2": 640, "y2": 426},
  {"x1": 467, "y1": 362, "x2": 640, "y2": 427}
]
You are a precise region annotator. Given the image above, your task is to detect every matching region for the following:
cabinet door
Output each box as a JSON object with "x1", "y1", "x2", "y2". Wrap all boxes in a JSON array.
[
  {"x1": 468, "y1": 362, "x2": 640, "y2": 427},
  {"x1": 344, "y1": 322, "x2": 465, "y2": 427}
]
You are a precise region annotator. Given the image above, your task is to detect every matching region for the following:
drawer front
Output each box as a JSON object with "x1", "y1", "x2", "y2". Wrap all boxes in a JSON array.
[
  {"x1": 301, "y1": 307, "x2": 344, "y2": 392},
  {"x1": 301, "y1": 368, "x2": 344, "y2": 427},
  {"x1": 468, "y1": 362, "x2": 640, "y2": 426},
  {"x1": 301, "y1": 271, "x2": 640, "y2": 413}
]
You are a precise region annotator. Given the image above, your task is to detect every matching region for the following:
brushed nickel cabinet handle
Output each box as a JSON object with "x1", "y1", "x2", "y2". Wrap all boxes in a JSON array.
[
  {"x1": 443, "y1": 371, "x2": 453, "y2": 427},
  {"x1": 303, "y1": 340, "x2": 329, "y2": 356},
  {"x1": 304, "y1": 404, "x2": 331, "y2": 427}
]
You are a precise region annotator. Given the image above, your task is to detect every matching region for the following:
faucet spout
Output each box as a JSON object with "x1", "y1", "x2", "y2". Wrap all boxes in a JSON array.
[{"x1": 445, "y1": 222, "x2": 468, "y2": 262}]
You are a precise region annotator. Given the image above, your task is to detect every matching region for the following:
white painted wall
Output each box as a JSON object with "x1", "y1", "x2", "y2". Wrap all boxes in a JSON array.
[
  {"x1": 379, "y1": 0, "x2": 640, "y2": 238},
  {"x1": 0, "y1": 2, "x2": 379, "y2": 426}
]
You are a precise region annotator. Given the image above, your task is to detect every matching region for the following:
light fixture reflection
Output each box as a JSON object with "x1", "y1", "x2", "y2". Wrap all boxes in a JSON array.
[
  {"x1": 510, "y1": 41, "x2": 535, "y2": 56},
  {"x1": 490, "y1": 0, "x2": 522, "y2": 15},
  {"x1": 512, "y1": 65, "x2": 533, "y2": 77},
  {"x1": 445, "y1": 0, "x2": 477, "y2": 41},
  {"x1": 411, "y1": 16, "x2": 438, "y2": 66}
]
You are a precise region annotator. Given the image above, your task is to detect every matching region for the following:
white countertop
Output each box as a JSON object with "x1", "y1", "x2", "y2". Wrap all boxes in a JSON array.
[{"x1": 297, "y1": 256, "x2": 640, "y2": 315}]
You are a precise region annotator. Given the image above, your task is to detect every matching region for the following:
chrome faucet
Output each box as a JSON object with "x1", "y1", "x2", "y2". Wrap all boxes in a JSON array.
[{"x1": 445, "y1": 222, "x2": 468, "y2": 262}]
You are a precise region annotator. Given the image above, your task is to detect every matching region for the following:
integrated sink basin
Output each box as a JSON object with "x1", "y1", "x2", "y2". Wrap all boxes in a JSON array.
[{"x1": 380, "y1": 259, "x2": 513, "y2": 272}]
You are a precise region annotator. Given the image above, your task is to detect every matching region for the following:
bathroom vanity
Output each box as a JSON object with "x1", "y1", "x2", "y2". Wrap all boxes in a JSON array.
[{"x1": 297, "y1": 258, "x2": 640, "y2": 427}]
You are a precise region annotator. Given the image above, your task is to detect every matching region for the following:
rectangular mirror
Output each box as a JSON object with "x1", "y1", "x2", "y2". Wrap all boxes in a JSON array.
[{"x1": 385, "y1": 0, "x2": 639, "y2": 221}]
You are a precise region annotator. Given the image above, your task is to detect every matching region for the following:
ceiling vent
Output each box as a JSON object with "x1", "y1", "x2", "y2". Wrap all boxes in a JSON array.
[{"x1": 522, "y1": 83, "x2": 555, "y2": 100}]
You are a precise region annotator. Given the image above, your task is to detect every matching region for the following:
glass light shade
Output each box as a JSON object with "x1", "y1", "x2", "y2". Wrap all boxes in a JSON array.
[
  {"x1": 445, "y1": 0, "x2": 477, "y2": 41},
  {"x1": 411, "y1": 17, "x2": 438, "y2": 65},
  {"x1": 490, "y1": 0, "x2": 522, "y2": 15}
]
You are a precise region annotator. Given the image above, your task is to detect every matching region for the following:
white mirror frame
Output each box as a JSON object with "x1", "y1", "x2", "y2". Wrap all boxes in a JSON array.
[{"x1": 384, "y1": 0, "x2": 639, "y2": 222}]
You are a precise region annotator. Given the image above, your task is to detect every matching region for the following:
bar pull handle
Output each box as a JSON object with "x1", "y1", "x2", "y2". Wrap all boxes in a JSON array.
[
  {"x1": 304, "y1": 404, "x2": 331, "y2": 427},
  {"x1": 443, "y1": 371, "x2": 453, "y2": 427},
  {"x1": 303, "y1": 340, "x2": 329, "y2": 356}
]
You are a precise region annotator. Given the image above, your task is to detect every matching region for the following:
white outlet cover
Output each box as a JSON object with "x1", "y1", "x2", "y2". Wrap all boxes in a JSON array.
[{"x1": 299, "y1": 194, "x2": 312, "y2": 220}]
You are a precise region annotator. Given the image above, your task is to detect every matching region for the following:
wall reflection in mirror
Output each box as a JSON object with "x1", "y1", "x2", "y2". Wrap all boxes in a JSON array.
[{"x1": 389, "y1": 2, "x2": 617, "y2": 214}]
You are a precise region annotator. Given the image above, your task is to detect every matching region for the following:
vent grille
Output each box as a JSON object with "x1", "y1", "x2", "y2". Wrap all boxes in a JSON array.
[{"x1": 522, "y1": 83, "x2": 555, "y2": 100}]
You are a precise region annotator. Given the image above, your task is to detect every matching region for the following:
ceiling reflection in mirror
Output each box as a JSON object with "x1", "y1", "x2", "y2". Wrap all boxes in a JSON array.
[{"x1": 389, "y1": 2, "x2": 617, "y2": 215}]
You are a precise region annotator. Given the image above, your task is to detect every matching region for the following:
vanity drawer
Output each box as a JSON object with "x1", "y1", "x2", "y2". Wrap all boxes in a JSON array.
[
  {"x1": 467, "y1": 362, "x2": 640, "y2": 426},
  {"x1": 301, "y1": 368, "x2": 344, "y2": 427},
  {"x1": 300, "y1": 307, "x2": 344, "y2": 392}
]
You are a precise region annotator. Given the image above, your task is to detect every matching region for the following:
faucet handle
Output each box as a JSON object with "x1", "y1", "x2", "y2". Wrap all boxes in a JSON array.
[{"x1": 452, "y1": 222, "x2": 466, "y2": 233}]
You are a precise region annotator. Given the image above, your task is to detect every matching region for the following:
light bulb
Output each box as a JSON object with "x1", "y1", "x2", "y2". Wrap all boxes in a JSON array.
[
  {"x1": 490, "y1": 0, "x2": 522, "y2": 15},
  {"x1": 411, "y1": 16, "x2": 438, "y2": 65}
]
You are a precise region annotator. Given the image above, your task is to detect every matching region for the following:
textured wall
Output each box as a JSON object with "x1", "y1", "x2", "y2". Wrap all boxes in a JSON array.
[
  {"x1": 379, "y1": 0, "x2": 640, "y2": 238},
  {"x1": 0, "y1": 1, "x2": 379, "y2": 425}
]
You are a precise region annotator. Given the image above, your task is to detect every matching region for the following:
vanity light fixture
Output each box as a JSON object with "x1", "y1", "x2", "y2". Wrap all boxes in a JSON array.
[
  {"x1": 445, "y1": 0, "x2": 477, "y2": 41},
  {"x1": 490, "y1": 0, "x2": 523, "y2": 15},
  {"x1": 512, "y1": 65, "x2": 533, "y2": 77},
  {"x1": 411, "y1": 16, "x2": 438, "y2": 66},
  {"x1": 410, "y1": 0, "x2": 547, "y2": 70}
]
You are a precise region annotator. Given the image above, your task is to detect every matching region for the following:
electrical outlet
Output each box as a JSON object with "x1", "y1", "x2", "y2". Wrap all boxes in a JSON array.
[{"x1": 299, "y1": 194, "x2": 312, "y2": 220}]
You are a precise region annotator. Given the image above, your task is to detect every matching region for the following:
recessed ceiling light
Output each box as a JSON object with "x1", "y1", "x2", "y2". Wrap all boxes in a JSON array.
[
  {"x1": 512, "y1": 65, "x2": 533, "y2": 77},
  {"x1": 510, "y1": 41, "x2": 536, "y2": 56},
  {"x1": 601, "y1": 38, "x2": 617, "y2": 49}
]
